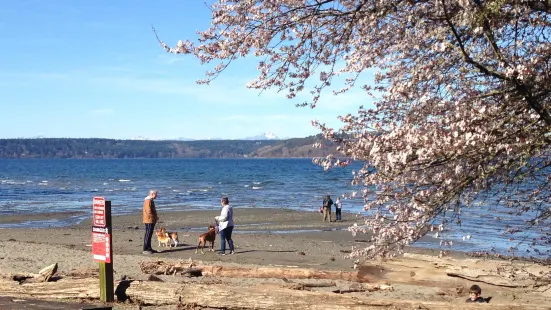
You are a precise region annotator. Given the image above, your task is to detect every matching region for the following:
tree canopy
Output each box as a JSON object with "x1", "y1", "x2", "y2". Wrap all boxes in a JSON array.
[{"x1": 159, "y1": 0, "x2": 551, "y2": 258}]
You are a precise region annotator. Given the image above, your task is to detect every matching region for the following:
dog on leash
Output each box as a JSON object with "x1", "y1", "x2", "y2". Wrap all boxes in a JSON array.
[
  {"x1": 195, "y1": 225, "x2": 216, "y2": 254},
  {"x1": 157, "y1": 226, "x2": 180, "y2": 248}
]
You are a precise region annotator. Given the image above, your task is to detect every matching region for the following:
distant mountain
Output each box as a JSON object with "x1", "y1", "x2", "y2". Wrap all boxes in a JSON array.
[{"x1": 242, "y1": 132, "x2": 280, "y2": 140}]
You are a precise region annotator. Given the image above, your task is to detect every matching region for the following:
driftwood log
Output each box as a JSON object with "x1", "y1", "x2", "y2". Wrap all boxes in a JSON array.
[
  {"x1": 10, "y1": 263, "x2": 58, "y2": 284},
  {"x1": 403, "y1": 253, "x2": 550, "y2": 289},
  {"x1": 284, "y1": 281, "x2": 337, "y2": 290},
  {"x1": 445, "y1": 265, "x2": 543, "y2": 288},
  {"x1": 0, "y1": 277, "x2": 546, "y2": 310},
  {"x1": 139, "y1": 261, "x2": 371, "y2": 282}
]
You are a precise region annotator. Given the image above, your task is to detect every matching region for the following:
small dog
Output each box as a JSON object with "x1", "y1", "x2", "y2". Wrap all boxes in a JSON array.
[
  {"x1": 195, "y1": 225, "x2": 216, "y2": 254},
  {"x1": 158, "y1": 226, "x2": 179, "y2": 247},
  {"x1": 155, "y1": 229, "x2": 171, "y2": 248}
]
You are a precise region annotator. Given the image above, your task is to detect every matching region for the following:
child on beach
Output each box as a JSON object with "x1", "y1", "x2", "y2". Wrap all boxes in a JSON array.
[
  {"x1": 335, "y1": 197, "x2": 342, "y2": 221},
  {"x1": 466, "y1": 285, "x2": 486, "y2": 303}
]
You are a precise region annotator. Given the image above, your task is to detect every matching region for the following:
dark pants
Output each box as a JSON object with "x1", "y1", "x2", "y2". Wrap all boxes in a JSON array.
[
  {"x1": 143, "y1": 223, "x2": 156, "y2": 251},
  {"x1": 219, "y1": 226, "x2": 235, "y2": 253},
  {"x1": 336, "y1": 208, "x2": 342, "y2": 221}
]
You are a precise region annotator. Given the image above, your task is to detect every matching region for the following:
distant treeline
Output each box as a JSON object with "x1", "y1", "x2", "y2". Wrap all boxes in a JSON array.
[{"x1": 0, "y1": 136, "x2": 339, "y2": 159}]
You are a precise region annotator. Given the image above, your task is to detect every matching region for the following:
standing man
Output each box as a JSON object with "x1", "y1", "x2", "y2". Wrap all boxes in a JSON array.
[
  {"x1": 142, "y1": 190, "x2": 159, "y2": 254},
  {"x1": 322, "y1": 195, "x2": 334, "y2": 222}
]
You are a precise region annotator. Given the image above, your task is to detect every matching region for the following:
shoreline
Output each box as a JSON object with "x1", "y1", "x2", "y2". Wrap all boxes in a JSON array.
[
  {"x1": 1, "y1": 207, "x2": 548, "y2": 262},
  {"x1": 0, "y1": 207, "x2": 543, "y2": 267}
]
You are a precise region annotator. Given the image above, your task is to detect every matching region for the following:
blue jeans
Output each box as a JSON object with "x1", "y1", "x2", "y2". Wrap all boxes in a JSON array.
[
  {"x1": 336, "y1": 208, "x2": 342, "y2": 221},
  {"x1": 143, "y1": 223, "x2": 156, "y2": 251},
  {"x1": 219, "y1": 226, "x2": 234, "y2": 253}
]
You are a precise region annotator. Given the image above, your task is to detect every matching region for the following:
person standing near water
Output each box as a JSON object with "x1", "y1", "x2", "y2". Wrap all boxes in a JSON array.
[
  {"x1": 142, "y1": 190, "x2": 159, "y2": 254},
  {"x1": 215, "y1": 196, "x2": 235, "y2": 255},
  {"x1": 322, "y1": 195, "x2": 334, "y2": 222},
  {"x1": 335, "y1": 197, "x2": 342, "y2": 221}
]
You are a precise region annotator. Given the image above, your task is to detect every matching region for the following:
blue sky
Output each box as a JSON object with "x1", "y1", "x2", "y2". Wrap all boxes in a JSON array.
[{"x1": 0, "y1": 0, "x2": 371, "y2": 140}]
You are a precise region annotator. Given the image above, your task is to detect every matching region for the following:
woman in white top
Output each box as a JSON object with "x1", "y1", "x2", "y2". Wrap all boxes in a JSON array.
[
  {"x1": 215, "y1": 196, "x2": 235, "y2": 255},
  {"x1": 335, "y1": 197, "x2": 342, "y2": 221}
]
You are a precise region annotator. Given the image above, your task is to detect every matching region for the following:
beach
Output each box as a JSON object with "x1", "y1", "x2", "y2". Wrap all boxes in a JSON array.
[{"x1": 0, "y1": 207, "x2": 550, "y2": 309}]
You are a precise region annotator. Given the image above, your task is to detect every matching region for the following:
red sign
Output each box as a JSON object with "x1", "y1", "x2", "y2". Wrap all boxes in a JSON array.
[
  {"x1": 93, "y1": 197, "x2": 106, "y2": 227},
  {"x1": 92, "y1": 227, "x2": 111, "y2": 263}
]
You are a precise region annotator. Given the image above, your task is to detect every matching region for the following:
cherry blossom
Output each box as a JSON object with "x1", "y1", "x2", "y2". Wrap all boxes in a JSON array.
[{"x1": 158, "y1": 0, "x2": 551, "y2": 258}]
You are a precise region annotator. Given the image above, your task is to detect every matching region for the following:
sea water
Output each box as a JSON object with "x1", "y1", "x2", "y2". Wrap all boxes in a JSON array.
[{"x1": 0, "y1": 158, "x2": 549, "y2": 257}]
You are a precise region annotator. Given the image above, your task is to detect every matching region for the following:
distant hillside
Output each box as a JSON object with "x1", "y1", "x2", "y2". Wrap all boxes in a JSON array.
[
  {"x1": 249, "y1": 135, "x2": 340, "y2": 158},
  {"x1": 0, "y1": 136, "x2": 339, "y2": 159}
]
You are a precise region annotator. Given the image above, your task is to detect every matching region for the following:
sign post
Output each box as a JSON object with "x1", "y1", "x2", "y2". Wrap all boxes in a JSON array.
[{"x1": 92, "y1": 197, "x2": 114, "y2": 302}]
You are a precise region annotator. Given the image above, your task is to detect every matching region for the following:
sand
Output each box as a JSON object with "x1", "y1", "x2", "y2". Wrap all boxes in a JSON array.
[{"x1": 0, "y1": 207, "x2": 550, "y2": 309}]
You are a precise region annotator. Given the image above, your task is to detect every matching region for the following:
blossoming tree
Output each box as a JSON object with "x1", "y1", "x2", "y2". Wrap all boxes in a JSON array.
[{"x1": 158, "y1": 0, "x2": 551, "y2": 258}]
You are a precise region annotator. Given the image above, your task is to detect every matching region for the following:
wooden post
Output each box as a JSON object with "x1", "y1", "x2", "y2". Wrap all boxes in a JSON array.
[{"x1": 99, "y1": 200, "x2": 114, "y2": 302}]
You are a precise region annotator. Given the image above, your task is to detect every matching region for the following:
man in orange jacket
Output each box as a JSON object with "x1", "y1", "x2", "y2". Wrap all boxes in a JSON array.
[{"x1": 142, "y1": 190, "x2": 159, "y2": 254}]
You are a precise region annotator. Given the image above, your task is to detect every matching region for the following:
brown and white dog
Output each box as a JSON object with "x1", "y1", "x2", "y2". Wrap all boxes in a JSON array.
[
  {"x1": 157, "y1": 226, "x2": 180, "y2": 248},
  {"x1": 155, "y1": 229, "x2": 171, "y2": 248},
  {"x1": 195, "y1": 225, "x2": 216, "y2": 254}
]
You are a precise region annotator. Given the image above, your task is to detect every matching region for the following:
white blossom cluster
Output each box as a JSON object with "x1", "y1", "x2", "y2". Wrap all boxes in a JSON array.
[{"x1": 158, "y1": 0, "x2": 551, "y2": 258}]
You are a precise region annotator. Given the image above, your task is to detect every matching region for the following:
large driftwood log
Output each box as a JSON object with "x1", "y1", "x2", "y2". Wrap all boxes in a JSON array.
[
  {"x1": 0, "y1": 277, "x2": 547, "y2": 310},
  {"x1": 446, "y1": 271, "x2": 530, "y2": 288},
  {"x1": 445, "y1": 265, "x2": 538, "y2": 288},
  {"x1": 201, "y1": 265, "x2": 370, "y2": 282},
  {"x1": 139, "y1": 261, "x2": 371, "y2": 282}
]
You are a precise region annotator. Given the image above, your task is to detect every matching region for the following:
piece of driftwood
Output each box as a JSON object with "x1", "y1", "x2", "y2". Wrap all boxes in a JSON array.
[
  {"x1": 365, "y1": 284, "x2": 394, "y2": 292},
  {"x1": 198, "y1": 265, "x2": 370, "y2": 282},
  {"x1": 38, "y1": 263, "x2": 58, "y2": 282},
  {"x1": 285, "y1": 281, "x2": 336, "y2": 290},
  {"x1": 11, "y1": 263, "x2": 58, "y2": 284},
  {"x1": 446, "y1": 272, "x2": 529, "y2": 288},
  {"x1": 445, "y1": 264, "x2": 537, "y2": 288},
  {"x1": 140, "y1": 261, "x2": 371, "y2": 283},
  {"x1": 332, "y1": 288, "x2": 365, "y2": 294},
  {"x1": 139, "y1": 260, "x2": 197, "y2": 276}
]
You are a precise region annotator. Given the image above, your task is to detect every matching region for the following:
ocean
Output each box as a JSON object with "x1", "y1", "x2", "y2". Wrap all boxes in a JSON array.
[{"x1": 0, "y1": 158, "x2": 548, "y2": 257}]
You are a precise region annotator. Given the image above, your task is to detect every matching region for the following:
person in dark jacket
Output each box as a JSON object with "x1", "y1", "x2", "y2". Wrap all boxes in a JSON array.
[{"x1": 322, "y1": 195, "x2": 334, "y2": 222}]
